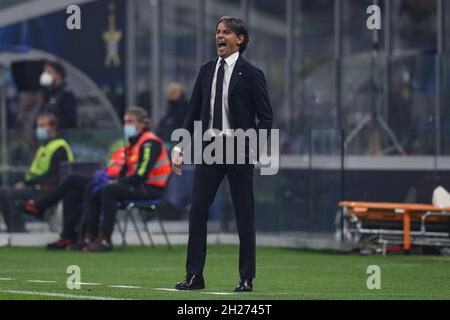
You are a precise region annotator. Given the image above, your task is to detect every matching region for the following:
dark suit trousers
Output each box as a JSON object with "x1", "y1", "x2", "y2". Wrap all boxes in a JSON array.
[{"x1": 186, "y1": 162, "x2": 256, "y2": 279}]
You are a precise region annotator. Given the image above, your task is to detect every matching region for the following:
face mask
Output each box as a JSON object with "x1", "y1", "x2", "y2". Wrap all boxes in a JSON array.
[
  {"x1": 36, "y1": 127, "x2": 49, "y2": 141},
  {"x1": 39, "y1": 72, "x2": 54, "y2": 87},
  {"x1": 124, "y1": 125, "x2": 138, "y2": 139}
]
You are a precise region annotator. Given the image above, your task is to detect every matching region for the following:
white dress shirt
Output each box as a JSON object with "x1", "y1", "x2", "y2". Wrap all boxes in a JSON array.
[
  {"x1": 208, "y1": 51, "x2": 240, "y2": 137},
  {"x1": 174, "y1": 52, "x2": 239, "y2": 154}
]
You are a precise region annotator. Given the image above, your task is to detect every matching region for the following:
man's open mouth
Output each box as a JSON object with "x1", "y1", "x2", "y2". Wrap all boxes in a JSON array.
[{"x1": 217, "y1": 41, "x2": 226, "y2": 48}]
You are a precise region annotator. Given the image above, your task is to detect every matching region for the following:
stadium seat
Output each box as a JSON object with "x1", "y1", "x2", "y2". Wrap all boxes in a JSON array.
[{"x1": 116, "y1": 199, "x2": 172, "y2": 249}]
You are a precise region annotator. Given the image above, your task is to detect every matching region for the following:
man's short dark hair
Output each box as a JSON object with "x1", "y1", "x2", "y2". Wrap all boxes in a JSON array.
[
  {"x1": 44, "y1": 60, "x2": 66, "y2": 79},
  {"x1": 216, "y1": 16, "x2": 250, "y2": 54}
]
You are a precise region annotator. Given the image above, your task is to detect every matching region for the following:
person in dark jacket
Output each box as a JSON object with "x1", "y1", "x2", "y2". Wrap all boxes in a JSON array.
[
  {"x1": 173, "y1": 17, "x2": 273, "y2": 292},
  {"x1": 157, "y1": 82, "x2": 189, "y2": 143},
  {"x1": 39, "y1": 60, "x2": 77, "y2": 129}
]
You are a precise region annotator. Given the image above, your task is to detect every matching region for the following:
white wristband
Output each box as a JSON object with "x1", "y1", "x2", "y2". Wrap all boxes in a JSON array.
[{"x1": 173, "y1": 146, "x2": 183, "y2": 153}]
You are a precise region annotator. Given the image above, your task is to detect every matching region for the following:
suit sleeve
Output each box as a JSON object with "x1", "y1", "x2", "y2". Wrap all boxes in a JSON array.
[
  {"x1": 251, "y1": 69, "x2": 273, "y2": 132},
  {"x1": 120, "y1": 140, "x2": 162, "y2": 186},
  {"x1": 251, "y1": 69, "x2": 273, "y2": 155}
]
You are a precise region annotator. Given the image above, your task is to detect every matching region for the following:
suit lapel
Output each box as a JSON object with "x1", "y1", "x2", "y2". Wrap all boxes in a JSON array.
[
  {"x1": 205, "y1": 58, "x2": 217, "y2": 96},
  {"x1": 228, "y1": 55, "x2": 244, "y2": 96},
  {"x1": 201, "y1": 59, "x2": 217, "y2": 124}
]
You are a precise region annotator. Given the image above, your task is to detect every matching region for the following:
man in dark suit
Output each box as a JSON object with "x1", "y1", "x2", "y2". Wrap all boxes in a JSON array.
[{"x1": 172, "y1": 16, "x2": 273, "y2": 292}]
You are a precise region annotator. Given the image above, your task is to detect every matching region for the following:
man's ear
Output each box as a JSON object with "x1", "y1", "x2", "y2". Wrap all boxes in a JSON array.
[{"x1": 237, "y1": 34, "x2": 244, "y2": 45}]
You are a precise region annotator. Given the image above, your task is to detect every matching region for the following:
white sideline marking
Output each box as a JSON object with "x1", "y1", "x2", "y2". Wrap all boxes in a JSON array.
[
  {"x1": 75, "y1": 282, "x2": 102, "y2": 286},
  {"x1": 153, "y1": 288, "x2": 235, "y2": 295},
  {"x1": 141, "y1": 267, "x2": 177, "y2": 271},
  {"x1": 200, "y1": 292, "x2": 235, "y2": 296},
  {"x1": 154, "y1": 288, "x2": 180, "y2": 292},
  {"x1": 0, "y1": 278, "x2": 14, "y2": 281},
  {"x1": 153, "y1": 288, "x2": 297, "y2": 296},
  {"x1": 0, "y1": 289, "x2": 128, "y2": 300},
  {"x1": 259, "y1": 266, "x2": 301, "y2": 269},
  {"x1": 109, "y1": 285, "x2": 142, "y2": 289},
  {"x1": 0, "y1": 268, "x2": 60, "y2": 272},
  {"x1": 27, "y1": 280, "x2": 57, "y2": 283}
]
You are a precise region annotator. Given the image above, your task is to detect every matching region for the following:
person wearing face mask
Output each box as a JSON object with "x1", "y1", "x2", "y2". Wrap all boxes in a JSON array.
[
  {"x1": 0, "y1": 113, "x2": 74, "y2": 232},
  {"x1": 39, "y1": 60, "x2": 77, "y2": 129},
  {"x1": 19, "y1": 146, "x2": 126, "y2": 250},
  {"x1": 81, "y1": 106, "x2": 171, "y2": 252}
]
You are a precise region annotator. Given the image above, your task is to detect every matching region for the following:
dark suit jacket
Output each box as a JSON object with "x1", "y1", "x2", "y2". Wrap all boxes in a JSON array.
[{"x1": 183, "y1": 55, "x2": 273, "y2": 159}]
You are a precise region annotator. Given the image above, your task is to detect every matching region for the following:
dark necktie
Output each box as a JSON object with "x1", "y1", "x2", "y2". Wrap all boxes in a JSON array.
[{"x1": 213, "y1": 58, "x2": 225, "y2": 131}]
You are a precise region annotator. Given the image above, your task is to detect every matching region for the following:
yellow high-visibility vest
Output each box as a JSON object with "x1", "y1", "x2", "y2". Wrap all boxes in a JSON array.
[{"x1": 26, "y1": 138, "x2": 74, "y2": 181}]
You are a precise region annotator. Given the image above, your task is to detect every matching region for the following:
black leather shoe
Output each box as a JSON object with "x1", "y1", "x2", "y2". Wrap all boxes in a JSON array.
[
  {"x1": 175, "y1": 274, "x2": 205, "y2": 290},
  {"x1": 234, "y1": 279, "x2": 253, "y2": 292}
]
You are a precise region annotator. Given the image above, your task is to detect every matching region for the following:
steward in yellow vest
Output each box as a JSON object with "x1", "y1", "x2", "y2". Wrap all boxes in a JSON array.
[
  {"x1": 25, "y1": 136, "x2": 74, "y2": 191},
  {"x1": 0, "y1": 113, "x2": 73, "y2": 232},
  {"x1": 21, "y1": 145, "x2": 126, "y2": 250}
]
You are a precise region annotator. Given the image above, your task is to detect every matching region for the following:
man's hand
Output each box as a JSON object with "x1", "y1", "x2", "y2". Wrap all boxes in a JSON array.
[{"x1": 171, "y1": 148, "x2": 184, "y2": 176}]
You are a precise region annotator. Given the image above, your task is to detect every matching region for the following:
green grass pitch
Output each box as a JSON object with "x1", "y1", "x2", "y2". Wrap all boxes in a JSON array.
[{"x1": 0, "y1": 245, "x2": 449, "y2": 300}]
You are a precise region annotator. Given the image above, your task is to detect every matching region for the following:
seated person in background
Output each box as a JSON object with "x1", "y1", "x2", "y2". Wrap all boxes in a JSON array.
[
  {"x1": 22, "y1": 147, "x2": 125, "y2": 250},
  {"x1": 83, "y1": 106, "x2": 171, "y2": 252},
  {"x1": 155, "y1": 83, "x2": 192, "y2": 220},
  {"x1": 0, "y1": 113, "x2": 73, "y2": 232},
  {"x1": 157, "y1": 82, "x2": 189, "y2": 144}
]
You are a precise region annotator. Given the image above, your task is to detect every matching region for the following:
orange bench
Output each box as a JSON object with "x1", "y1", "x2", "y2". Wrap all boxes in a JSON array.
[{"x1": 339, "y1": 201, "x2": 450, "y2": 252}]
